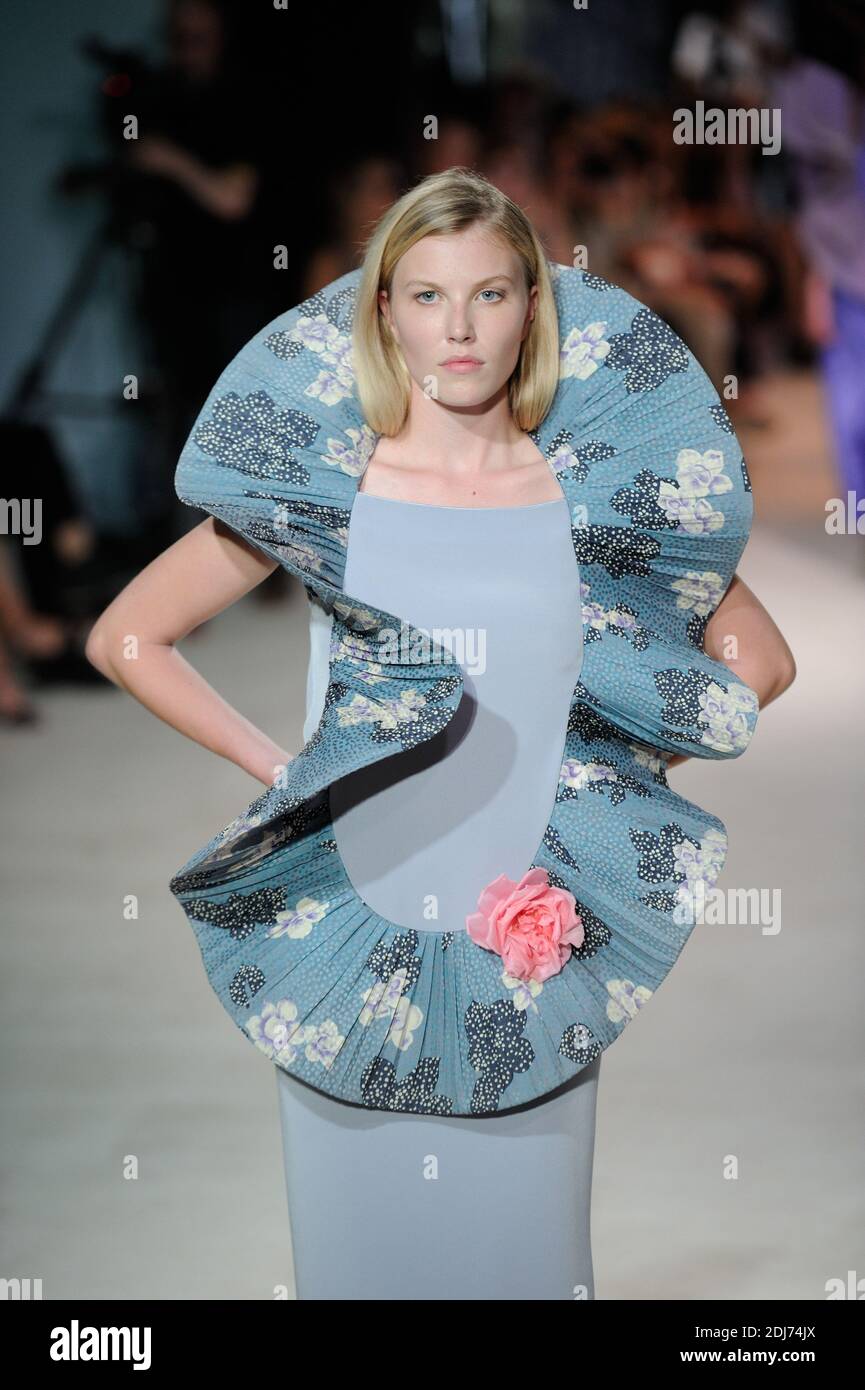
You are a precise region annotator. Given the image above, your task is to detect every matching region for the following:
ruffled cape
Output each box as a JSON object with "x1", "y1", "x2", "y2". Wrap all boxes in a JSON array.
[{"x1": 168, "y1": 262, "x2": 759, "y2": 1115}]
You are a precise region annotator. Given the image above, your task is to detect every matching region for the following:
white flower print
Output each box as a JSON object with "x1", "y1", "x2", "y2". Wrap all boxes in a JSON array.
[
  {"x1": 673, "y1": 826, "x2": 728, "y2": 887},
  {"x1": 606, "y1": 605, "x2": 638, "y2": 633},
  {"x1": 659, "y1": 484, "x2": 726, "y2": 535},
  {"x1": 671, "y1": 827, "x2": 729, "y2": 922},
  {"x1": 247, "y1": 998, "x2": 311, "y2": 1063},
  {"x1": 560, "y1": 321, "x2": 611, "y2": 380},
  {"x1": 659, "y1": 448, "x2": 733, "y2": 535},
  {"x1": 271, "y1": 514, "x2": 324, "y2": 572},
  {"x1": 501, "y1": 970, "x2": 544, "y2": 1012},
  {"x1": 697, "y1": 680, "x2": 759, "y2": 753},
  {"x1": 580, "y1": 578, "x2": 612, "y2": 631},
  {"x1": 629, "y1": 744, "x2": 665, "y2": 775},
  {"x1": 302, "y1": 1017, "x2": 346, "y2": 1069},
  {"x1": 560, "y1": 758, "x2": 618, "y2": 791},
  {"x1": 289, "y1": 313, "x2": 346, "y2": 356},
  {"x1": 323, "y1": 423, "x2": 378, "y2": 476},
  {"x1": 675, "y1": 447, "x2": 733, "y2": 498},
  {"x1": 584, "y1": 604, "x2": 607, "y2": 630},
  {"x1": 671, "y1": 570, "x2": 726, "y2": 615},
  {"x1": 283, "y1": 317, "x2": 355, "y2": 406},
  {"x1": 336, "y1": 687, "x2": 426, "y2": 729},
  {"x1": 606, "y1": 978, "x2": 653, "y2": 1024},
  {"x1": 386, "y1": 995, "x2": 424, "y2": 1051},
  {"x1": 701, "y1": 825, "x2": 728, "y2": 863},
  {"x1": 268, "y1": 895, "x2": 329, "y2": 940},
  {"x1": 358, "y1": 968, "x2": 424, "y2": 1050},
  {"x1": 329, "y1": 634, "x2": 389, "y2": 685},
  {"x1": 549, "y1": 441, "x2": 581, "y2": 473},
  {"x1": 305, "y1": 366, "x2": 355, "y2": 407}
]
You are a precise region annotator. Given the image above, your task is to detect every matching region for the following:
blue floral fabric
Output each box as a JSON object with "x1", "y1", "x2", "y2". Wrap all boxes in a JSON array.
[{"x1": 168, "y1": 262, "x2": 759, "y2": 1115}]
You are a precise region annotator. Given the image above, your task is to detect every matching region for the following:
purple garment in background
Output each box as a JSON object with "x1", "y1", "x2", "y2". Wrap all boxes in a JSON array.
[
  {"x1": 820, "y1": 287, "x2": 865, "y2": 499},
  {"x1": 772, "y1": 58, "x2": 865, "y2": 299},
  {"x1": 774, "y1": 57, "x2": 865, "y2": 497}
]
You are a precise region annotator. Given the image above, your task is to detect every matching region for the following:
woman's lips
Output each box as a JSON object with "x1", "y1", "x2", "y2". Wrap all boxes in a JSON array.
[{"x1": 441, "y1": 360, "x2": 483, "y2": 373}]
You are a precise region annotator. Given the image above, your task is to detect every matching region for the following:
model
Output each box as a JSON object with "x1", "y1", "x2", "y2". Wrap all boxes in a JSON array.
[{"x1": 86, "y1": 166, "x2": 797, "y2": 1300}]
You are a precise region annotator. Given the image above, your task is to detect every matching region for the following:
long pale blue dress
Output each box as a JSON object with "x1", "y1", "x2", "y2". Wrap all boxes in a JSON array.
[{"x1": 276, "y1": 492, "x2": 601, "y2": 1301}]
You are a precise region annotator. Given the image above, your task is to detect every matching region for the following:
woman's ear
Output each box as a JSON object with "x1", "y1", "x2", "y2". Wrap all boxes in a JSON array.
[
  {"x1": 521, "y1": 283, "x2": 538, "y2": 342},
  {"x1": 378, "y1": 287, "x2": 398, "y2": 344}
]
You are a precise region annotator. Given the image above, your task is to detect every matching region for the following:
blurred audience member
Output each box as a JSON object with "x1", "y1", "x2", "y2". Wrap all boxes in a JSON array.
[
  {"x1": 125, "y1": 0, "x2": 263, "y2": 537},
  {"x1": 0, "y1": 543, "x2": 109, "y2": 726},
  {"x1": 772, "y1": 51, "x2": 865, "y2": 502},
  {"x1": 304, "y1": 157, "x2": 404, "y2": 294},
  {"x1": 414, "y1": 115, "x2": 484, "y2": 177}
]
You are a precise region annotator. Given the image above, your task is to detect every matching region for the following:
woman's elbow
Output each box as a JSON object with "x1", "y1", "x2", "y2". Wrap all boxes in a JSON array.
[
  {"x1": 767, "y1": 649, "x2": 797, "y2": 702},
  {"x1": 84, "y1": 621, "x2": 119, "y2": 678}
]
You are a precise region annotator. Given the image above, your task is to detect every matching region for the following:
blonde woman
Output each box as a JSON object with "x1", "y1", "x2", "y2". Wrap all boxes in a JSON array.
[{"x1": 87, "y1": 167, "x2": 795, "y2": 1300}]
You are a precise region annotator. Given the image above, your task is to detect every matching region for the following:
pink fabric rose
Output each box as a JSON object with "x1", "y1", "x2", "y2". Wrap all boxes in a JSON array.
[{"x1": 466, "y1": 867, "x2": 584, "y2": 984}]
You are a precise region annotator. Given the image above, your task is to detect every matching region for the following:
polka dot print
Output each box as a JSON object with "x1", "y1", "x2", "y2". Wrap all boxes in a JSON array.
[{"x1": 167, "y1": 262, "x2": 758, "y2": 1115}]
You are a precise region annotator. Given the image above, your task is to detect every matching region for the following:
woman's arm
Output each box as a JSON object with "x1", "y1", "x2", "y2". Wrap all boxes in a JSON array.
[
  {"x1": 85, "y1": 519, "x2": 292, "y2": 788},
  {"x1": 666, "y1": 572, "x2": 797, "y2": 769},
  {"x1": 127, "y1": 138, "x2": 259, "y2": 221}
]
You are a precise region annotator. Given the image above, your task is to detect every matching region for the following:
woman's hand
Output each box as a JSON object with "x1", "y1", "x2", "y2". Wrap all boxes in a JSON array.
[{"x1": 85, "y1": 519, "x2": 293, "y2": 788}]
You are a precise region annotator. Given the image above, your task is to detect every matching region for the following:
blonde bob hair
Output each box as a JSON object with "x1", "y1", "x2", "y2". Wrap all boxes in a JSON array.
[{"x1": 352, "y1": 166, "x2": 561, "y2": 437}]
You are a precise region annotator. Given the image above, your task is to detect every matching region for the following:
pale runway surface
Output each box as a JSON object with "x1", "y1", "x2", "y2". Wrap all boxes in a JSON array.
[{"x1": 2, "y1": 370, "x2": 863, "y2": 1299}]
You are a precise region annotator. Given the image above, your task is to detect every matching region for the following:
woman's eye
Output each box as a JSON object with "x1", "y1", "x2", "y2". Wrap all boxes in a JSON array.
[{"x1": 414, "y1": 288, "x2": 504, "y2": 304}]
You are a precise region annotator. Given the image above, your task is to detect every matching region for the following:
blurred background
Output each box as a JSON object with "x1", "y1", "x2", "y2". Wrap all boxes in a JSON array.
[{"x1": 2, "y1": 0, "x2": 863, "y2": 1300}]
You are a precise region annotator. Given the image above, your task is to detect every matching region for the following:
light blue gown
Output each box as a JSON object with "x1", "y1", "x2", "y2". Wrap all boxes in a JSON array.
[{"x1": 276, "y1": 493, "x2": 601, "y2": 1301}]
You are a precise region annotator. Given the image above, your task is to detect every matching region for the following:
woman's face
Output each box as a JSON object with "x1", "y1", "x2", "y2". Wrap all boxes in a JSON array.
[{"x1": 379, "y1": 227, "x2": 537, "y2": 410}]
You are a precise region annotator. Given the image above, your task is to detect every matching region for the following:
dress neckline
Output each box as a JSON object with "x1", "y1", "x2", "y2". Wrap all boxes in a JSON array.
[{"x1": 354, "y1": 492, "x2": 567, "y2": 513}]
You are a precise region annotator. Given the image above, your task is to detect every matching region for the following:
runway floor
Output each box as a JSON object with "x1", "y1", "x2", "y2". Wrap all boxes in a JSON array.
[{"x1": 2, "y1": 368, "x2": 863, "y2": 1299}]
